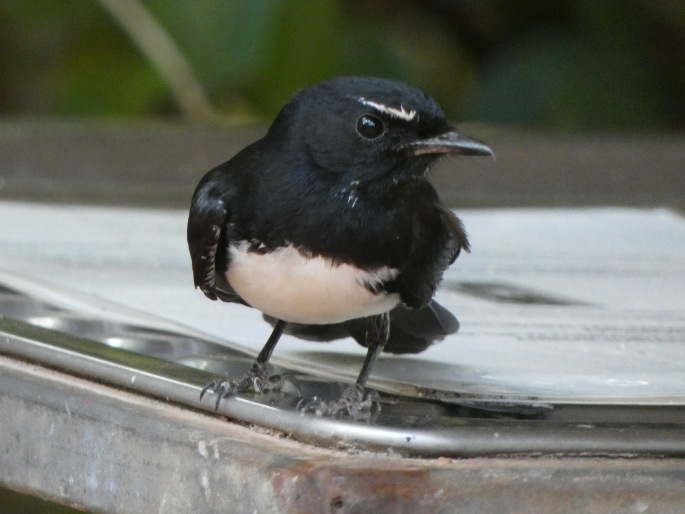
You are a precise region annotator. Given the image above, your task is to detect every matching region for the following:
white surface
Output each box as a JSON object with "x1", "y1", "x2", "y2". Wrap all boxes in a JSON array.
[{"x1": 2, "y1": 201, "x2": 684, "y2": 403}]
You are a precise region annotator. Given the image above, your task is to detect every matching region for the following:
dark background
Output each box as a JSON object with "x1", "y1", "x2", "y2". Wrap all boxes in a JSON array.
[{"x1": 2, "y1": 0, "x2": 684, "y2": 130}]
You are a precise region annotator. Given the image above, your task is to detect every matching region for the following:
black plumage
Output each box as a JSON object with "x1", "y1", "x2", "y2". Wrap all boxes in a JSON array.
[{"x1": 187, "y1": 76, "x2": 492, "y2": 414}]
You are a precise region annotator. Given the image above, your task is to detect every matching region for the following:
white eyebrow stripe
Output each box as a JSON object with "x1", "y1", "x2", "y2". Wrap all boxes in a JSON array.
[{"x1": 358, "y1": 97, "x2": 417, "y2": 122}]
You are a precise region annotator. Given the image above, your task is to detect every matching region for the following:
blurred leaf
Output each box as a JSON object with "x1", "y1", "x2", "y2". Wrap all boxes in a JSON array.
[
  {"x1": 470, "y1": 32, "x2": 667, "y2": 129},
  {"x1": 143, "y1": 1, "x2": 283, "y2": 90},
  {"x1": 253, "y1": 0, "x2": 345, "y2": 114},
  {"x1": 2, "y1": 0, "x2": 167, "y2": 116}
]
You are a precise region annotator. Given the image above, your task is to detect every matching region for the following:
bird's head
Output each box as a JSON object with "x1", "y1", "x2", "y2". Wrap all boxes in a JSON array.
[{"x1": 267, "y1": 76, "x2": 493, "y2": 190}]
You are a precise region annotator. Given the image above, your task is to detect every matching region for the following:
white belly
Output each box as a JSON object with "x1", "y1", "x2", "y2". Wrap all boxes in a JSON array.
[{"x1": 226, "y1": 242, "x2": 400, "y2": 324}]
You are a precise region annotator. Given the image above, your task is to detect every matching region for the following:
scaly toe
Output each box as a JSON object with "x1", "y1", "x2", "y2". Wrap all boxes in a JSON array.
[
  {"x1": 297, "y1": 386, "x2": 381, "y2": 419},
  {"x1": 200, "y1": 366, "x2": 300, "y2": 410}
]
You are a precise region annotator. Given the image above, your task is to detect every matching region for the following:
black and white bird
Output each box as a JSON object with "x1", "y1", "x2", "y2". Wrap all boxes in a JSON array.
[{"x1": 187, "y1": 76, "x2": 492, "y2": 415}]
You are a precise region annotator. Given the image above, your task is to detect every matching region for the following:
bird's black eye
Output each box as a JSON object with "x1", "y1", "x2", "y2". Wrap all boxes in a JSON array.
[{"x1": 356, "y1": 115, "x2": 384, "y2": 140}]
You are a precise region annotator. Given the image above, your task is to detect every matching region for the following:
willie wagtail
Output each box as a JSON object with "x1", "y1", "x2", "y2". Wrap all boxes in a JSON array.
[{"x1": 188, "y1": 76, "x2": 493, "y2": 415}]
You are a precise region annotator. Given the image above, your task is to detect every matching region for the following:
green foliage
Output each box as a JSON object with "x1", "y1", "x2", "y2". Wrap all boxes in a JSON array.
[
  {"x1": 1, "y1": 0, "x2": 164, "y2": 116},
  {"x1": 469, "y1": 1, "x2": 671, "y2": 129},
  {"x1": 470, "y1": 32, "x2": 667, "y2": 129},
  {"x1": 0, "y1": 0, "x2": 683, "y2": 129}
]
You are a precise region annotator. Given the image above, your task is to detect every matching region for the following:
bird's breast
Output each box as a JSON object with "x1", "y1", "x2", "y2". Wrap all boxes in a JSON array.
[{"x1": 225, "y1": 242, "x2": 400, "y2": 324}]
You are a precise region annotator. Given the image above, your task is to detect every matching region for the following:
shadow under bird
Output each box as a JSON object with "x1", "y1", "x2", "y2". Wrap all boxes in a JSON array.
[{"x1": 187, "y1": 76, "x2": 493, "y2": 416}]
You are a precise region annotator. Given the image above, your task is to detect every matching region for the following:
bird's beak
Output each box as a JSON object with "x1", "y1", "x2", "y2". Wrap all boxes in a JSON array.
[{"x1": 409, "y1": 131, "x2": 494, "y2": 158}]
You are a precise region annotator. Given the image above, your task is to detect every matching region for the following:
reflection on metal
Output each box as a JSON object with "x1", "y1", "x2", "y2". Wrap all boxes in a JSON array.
[{"x1": 1, "y1": 280, "x2": 684, "y2": 458}]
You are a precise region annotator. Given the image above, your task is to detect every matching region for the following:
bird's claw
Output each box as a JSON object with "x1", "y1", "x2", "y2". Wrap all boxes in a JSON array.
[
  {"x1": 200, "y1": 363, "x2": 300, "y2": 410},
  {"x1": 297, "y1": 385, "x2": 381, "y2": 419},
  {"x1": 200, "y1": 377, "x2": 249, "y2": 411}
]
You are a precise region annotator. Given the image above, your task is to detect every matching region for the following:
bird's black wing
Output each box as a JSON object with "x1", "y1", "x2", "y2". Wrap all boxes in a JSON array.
[
  {"x1": 187, "y1": 167, "x2": 245, "y2": 304},
  {"x1": 439, "y1": 204, "x2": 470, "y2": 264},
  {"x1": 387, "y1": 200, "x2": 469, "y2": 310}
]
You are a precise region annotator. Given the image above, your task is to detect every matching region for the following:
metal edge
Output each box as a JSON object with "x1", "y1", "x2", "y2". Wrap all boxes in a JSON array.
[{"x1": 2, "y1": 315, "x2": 684, "y2": 458}]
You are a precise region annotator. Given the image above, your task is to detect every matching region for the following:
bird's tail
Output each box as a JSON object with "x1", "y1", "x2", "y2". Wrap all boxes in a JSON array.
[{"x1": 346, "y1": 300, "x2": 459, "y2": 354}]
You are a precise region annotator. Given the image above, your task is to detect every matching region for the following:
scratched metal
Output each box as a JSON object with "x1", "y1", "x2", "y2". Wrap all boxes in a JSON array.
[{"x1": 0, "y1": 280, "x2": 684, "y2": 458}]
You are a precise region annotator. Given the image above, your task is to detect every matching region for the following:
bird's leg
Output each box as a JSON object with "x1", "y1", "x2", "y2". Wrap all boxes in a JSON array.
[
  {"x1": 248, "y1": 317, "x2": 287, "y2": 386},
  {"x1": 201, "y1": 319, "x2": 298, "y2": 410},
  {"x1": 354, "y1": 312, "x2": 390, "y2": 390},
  {"x1": 298, "y1": 312, "x2": 389, "y2": 418}
]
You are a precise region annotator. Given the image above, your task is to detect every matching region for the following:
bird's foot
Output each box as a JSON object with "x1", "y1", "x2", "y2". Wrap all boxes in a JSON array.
[
  {"x1": 200, "y1": 362, "x2": 299, "y2": 410},
  {"x1": 297, "y1": 385, "x2": 381, "y2": 419}
]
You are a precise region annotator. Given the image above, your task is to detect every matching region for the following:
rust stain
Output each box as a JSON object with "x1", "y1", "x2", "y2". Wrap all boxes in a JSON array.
[{"x1": 270, "y1": 459, "x2": 442, "y2": 514}]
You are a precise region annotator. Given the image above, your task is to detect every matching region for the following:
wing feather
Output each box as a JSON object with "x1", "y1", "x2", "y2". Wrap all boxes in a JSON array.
[{"x1": 187, "y1": 169, "x2": 233, "y2": 301}]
